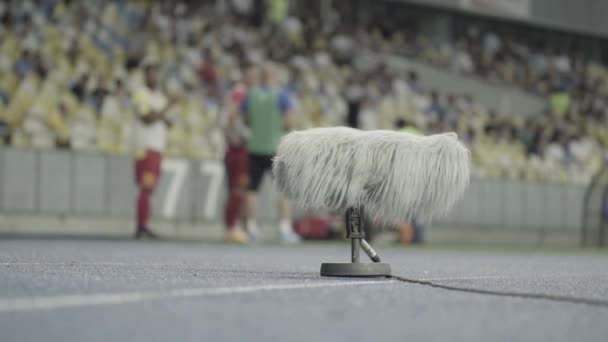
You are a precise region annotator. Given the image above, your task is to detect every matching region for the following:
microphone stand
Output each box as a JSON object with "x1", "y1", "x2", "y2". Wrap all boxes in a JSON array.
[{"x1": 320, "y1": 206, "x2": 391, "y2": 277}]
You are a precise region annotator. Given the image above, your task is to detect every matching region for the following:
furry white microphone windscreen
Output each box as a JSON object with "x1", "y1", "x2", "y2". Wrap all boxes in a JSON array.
[{"x1": 273, "y1": 127, "x2": 471, "y2": 225}]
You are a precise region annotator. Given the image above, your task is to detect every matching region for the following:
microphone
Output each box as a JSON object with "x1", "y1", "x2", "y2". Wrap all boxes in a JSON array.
[{"x1": 273, "y1": 127, "x2": 471, "y2": 277}]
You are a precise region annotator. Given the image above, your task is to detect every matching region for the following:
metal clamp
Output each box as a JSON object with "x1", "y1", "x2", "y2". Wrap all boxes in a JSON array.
[{"x1": 345, "y1": 206, "x2": 380, "y2": 263}]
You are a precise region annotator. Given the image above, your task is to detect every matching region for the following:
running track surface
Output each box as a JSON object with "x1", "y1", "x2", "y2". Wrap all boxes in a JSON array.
[{"x1": 1, "y1": 237, "x2": 608, "y2": 342}]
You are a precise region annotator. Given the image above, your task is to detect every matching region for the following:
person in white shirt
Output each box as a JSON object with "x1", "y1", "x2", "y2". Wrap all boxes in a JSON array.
[{"x1": 132, "y1": 61, "x2": 176, "y2": 239}]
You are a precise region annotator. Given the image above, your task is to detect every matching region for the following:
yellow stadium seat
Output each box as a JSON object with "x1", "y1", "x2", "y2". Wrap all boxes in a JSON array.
[
  {"x1": 1, "y1": 72, "x2": 19, "y2": 97},
  {"x1": 5, "y1": 74, "x2": 42, "y2": 127},
  {"x1": 11, "y1": 129, "x2": 30, "y2": 148},
  {"x1": 96, "y1": 118, "x2": 120, "y2": 154},
  {"x1": 1, "y1": 33, "x2": 19, "y2": 60}
]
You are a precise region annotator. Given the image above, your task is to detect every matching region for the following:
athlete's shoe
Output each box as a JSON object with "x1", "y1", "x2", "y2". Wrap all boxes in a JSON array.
[
  {"x1": 247, "y1": 221, "x2": 264, "y2": 243},
  {"x1": 224, "y1": 228, "x2": 249, "y2": 244},
  {"x1": 134, "y1": 227, "x2": 159, "y2": 240},
  {"x1": 279, "y1": 228, "x2": 302, "y2": 244}
]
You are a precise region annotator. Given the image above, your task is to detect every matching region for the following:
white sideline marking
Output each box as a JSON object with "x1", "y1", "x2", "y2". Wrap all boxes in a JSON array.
[
  {"x1": 0, "y1": 262, "x2": 191, "y2": 266},
  {"x1": 0, "y1": 263, "x2": 515, "y2": 279},
  {"x1": 422, "y1": 275, "x2": 508, "y2": 281},
  {"x1": 0, "y1": 280, "x2": 391, "y2": 313},
  {"x1": 0, "y1": 262, "x2": 134, "y2": 266}
]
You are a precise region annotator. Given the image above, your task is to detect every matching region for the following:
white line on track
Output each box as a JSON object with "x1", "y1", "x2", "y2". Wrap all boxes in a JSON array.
[
  {"x1": 0, "y1": 262, "x2": 135, "y2": 266},
  {"x1": 0, "y1": 275, "x2": 514, "y2": 313},
  {"x1": 421, "y1": 276, "x2": 508, "y2": 281},
  {"x1": 0, "y1": 280, "x2": 392, "y2": 313}
]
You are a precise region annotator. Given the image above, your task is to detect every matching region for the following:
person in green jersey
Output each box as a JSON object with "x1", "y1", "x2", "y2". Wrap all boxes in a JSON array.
[{"x1": 240, "y1": 63, "x2": 300, "y2": 243}]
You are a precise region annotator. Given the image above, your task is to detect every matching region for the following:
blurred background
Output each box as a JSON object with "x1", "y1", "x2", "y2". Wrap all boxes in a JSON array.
[{"x1": 0, "y1": 0, "x2": 607, "y2": 248}]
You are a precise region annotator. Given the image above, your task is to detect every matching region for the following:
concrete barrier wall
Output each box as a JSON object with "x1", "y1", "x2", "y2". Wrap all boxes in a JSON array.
[
  {"x1": 400, "y1": 0, "x2": 608, "y2": 38},
  {"x1": 0, "y1": 148, "x2": 283, "y2": 223},
  {"x1": 386, "y1": 56, "x2": 546, "y2": 116},
  {"x1": 435, "y1": 179, "x2": 585, "y2": 231},
  {"x1": 0, "y1": 148, "x2": 585, "y2": 234}
]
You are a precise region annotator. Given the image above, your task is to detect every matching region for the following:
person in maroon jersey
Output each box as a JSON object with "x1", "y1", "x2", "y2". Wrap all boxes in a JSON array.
[
  {"x1": 222, "y1": 65, "x2": 256, "y2": 243},
  {"x1": 132, "y1": 61, "x2": 177, "y2": 239}
]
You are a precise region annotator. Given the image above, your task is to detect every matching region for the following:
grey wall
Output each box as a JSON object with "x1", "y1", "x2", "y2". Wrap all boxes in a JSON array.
[
  {"x1": 530, "y1": 0, "x2": 608, "y2": 38},
  {"x1": 0, "y1": 148, "x2": 283, "y2": 224},
  {"x1": 399, "y1": 0, "x2": 608, "y2": 38},
  {"x1": 386, "y1": 55, "x2": 546, "y2": 115},
  {"x1": 436, "y1": 179, "x2": 585, "y2": 232},
  {"x1": 0, "y1": 148, "x2": 586, "y2": 235}
]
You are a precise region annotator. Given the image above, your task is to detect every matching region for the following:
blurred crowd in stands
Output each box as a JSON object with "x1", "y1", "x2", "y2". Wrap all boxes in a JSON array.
[{"x1": 0, "y1": 0, "x2": 606, "y2": 184}]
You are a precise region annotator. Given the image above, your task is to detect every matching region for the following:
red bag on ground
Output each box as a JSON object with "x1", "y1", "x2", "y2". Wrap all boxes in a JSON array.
[{"x1": 293, "y1": 216, "x2": 333, "y2": 239}]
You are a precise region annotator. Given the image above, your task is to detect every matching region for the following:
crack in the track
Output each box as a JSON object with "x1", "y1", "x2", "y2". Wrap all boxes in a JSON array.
[{"x1": 389, "y1": 275, "x2": 608, "y2": 308}]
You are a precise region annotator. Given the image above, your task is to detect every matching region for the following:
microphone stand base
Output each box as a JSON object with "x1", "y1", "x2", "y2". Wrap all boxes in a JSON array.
[{"x1": 320, "y1": 262, "x2": 391, "y2": 278}]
